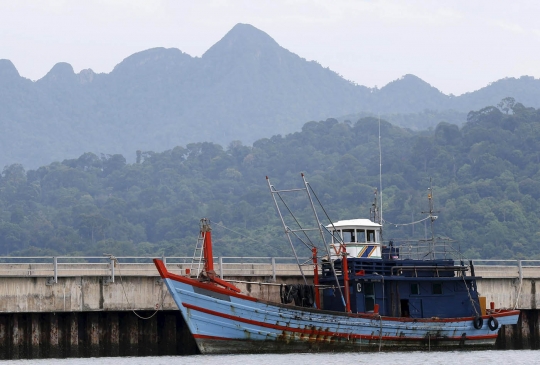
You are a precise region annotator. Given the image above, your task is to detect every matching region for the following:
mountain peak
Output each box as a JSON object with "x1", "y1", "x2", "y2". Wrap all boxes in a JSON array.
[
  {"x1": 39, "y1": 62, "x2": 77, "y2": 84},
  {"x1": 111, "y1": 47, "x2": 193, "y2": 77},
  {"x1": 78, "y1": 69, "x2": 96, "y2": 84},
  {"x1": 0, "y1": 59, "x2": 21, "y2": 81},
  {"x1": 381, "y1": 74, "x2": 443, "y2": 94},
  {"x1": 202, "y1": 23, "x2": 280, "y2": 59}
]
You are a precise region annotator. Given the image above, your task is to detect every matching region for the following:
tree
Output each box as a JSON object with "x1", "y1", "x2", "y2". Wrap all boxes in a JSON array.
[{"x1": 497, "y1": 97, "x2": 516, "y2": 114}]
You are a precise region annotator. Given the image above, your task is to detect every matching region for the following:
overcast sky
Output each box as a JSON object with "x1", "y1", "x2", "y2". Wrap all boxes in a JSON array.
[{"x1": 1, "y1": 0, "x2": 539, "y2": 95}]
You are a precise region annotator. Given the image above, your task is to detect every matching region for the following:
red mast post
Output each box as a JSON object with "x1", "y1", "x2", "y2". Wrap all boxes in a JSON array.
[
  {"x1": 199, "y1": 218, "x2": 241, "y2": 293},
  {"x1": 201, "y1": 219, "x2": 214, "y2": 273},
  {"x1": 342, "y1": 248, "x2": 351, "y2": 313}
]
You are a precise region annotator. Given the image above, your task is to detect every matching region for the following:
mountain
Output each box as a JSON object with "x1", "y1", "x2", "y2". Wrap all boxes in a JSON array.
[{"x1": 1, "y1": 23, "x2": 540, "y2": 169}]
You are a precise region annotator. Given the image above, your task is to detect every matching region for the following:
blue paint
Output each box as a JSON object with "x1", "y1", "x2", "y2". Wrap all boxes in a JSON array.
[
  {"x1": 321, "y1": 257, "x2": 480, "y2": 319},
  {"x1": 157, "y1": 257, "x2": 520, "y2": 354}
]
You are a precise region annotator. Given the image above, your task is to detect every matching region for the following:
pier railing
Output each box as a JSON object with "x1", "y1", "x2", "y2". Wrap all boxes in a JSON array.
[
  {"x1": 0, "y1": 257, "x2": 538, "y2": 284},
  {"x1": 0, "y1": 256, "x2": 314, "y2": 284}
]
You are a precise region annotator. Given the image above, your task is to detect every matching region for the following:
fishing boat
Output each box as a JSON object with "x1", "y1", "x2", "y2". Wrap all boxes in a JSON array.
[{"x1": 153, "y1": 175, "x2": 519, "y2": 353}]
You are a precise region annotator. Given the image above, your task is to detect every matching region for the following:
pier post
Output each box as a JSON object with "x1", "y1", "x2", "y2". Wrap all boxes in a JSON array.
[
  {"x1": 120, "y1": 312, "x2": 138, "y2": 356},
  {"x1": 159, "y1": 312, "x2": 177, "y2": 355},
  {"x1": 108, "y1": 312, "x2": 120, "y2": 356},
  {"x1": 48, "y1": 313, "x2": 60, "y2": 358},
  {"x1": 11, "y1": 314, "x2": 22, "y2": 359},
  {"x1": 87, "y1": 312, "x2": 100, "y2": 357},
  {"x1": 68, "y1": 313, "x2": 79, "y2": 357},
  {"x1": 140, "y1": 312, "x2": 158, "y2": 356},
  {"x1": 0, "y1": 315, "x2": 7, "y2": 359},
  {"x1": 521, "y1": 310, "x2": 531, "y2": 349},
  {"x1": 30, "y1": 313, "x2": 40, "y2": 358}
]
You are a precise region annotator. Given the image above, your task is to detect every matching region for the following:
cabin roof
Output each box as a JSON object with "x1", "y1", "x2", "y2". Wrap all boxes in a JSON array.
[{"x1": 326, "y1": 219, "x2": 381, "y2": 229}]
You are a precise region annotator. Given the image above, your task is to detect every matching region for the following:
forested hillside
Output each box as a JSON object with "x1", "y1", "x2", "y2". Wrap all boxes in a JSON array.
[
  {"x1": 1, "y1": 100, "x2": 539, "y2": 260},
  {"x1": 1, "y1": 23, "x2": 540, "y2": 169}
]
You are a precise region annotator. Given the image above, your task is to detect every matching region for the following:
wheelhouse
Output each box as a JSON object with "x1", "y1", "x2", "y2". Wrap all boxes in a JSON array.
[
  {"x1": 321, "y1": 219, "x2": 482, "y2": 319},
  {"x1": 327, "y1": 219, "x2": 382, "y2": 260}
]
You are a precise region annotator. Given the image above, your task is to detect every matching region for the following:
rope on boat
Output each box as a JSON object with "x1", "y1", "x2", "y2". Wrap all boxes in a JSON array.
[
  {"x1": 514, "y1": 271, "x2": 523, "y2": 309},
  {"x1": 462, "y1": 270, "x2": 480, "y2": 318},
  {"x1": 106, "y1": 255, "x2": 165, "y2": 320},
  {"x1": 224, "y1": 279, "x2": 334, "y2": 288},
  {"x1": 382, "y1": 216, "x2": 430, "y2": 227},
  {"x1": 378, "y1": 315, "x2": 383, "y2": 352},
  {"x1": 210, "y1": 220, "x2": 260, "y2": 245}
]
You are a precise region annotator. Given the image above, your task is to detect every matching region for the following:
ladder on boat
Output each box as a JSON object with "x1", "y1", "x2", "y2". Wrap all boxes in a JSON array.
[{"x1": 189, "y1": 219, "x2": 208, "y2": 277}]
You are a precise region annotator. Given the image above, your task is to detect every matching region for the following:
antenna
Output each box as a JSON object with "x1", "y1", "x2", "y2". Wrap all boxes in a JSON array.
[
  {"x1": 378, "y1": 114, "x2": 383, "y2": 240},
  {"x1": 421, "y1": 177, "x2": 439, "y2": 259}
]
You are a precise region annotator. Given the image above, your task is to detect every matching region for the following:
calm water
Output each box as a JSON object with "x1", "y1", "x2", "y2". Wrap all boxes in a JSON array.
[{"x1": 3, "y1": 351, "x2": 537, "y2": 365}]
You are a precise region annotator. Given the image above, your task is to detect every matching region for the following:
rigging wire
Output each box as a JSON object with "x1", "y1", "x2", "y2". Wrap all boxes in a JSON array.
[
  {"x1": 382, "y1": 216, "x2": 431, "y2": 227},
  {"x1": 209, "y1": 220, "x2": 259, "y2": 244},
  {"x1": 273, "y1": 189, "x2": 316, "y2": 248}
]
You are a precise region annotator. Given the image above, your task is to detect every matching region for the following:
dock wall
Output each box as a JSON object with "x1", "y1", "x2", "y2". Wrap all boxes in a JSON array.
[
  {"x1": 0, "y1": 310, "x2": 197, "y2": 359},
  {"x1": 0, "y1": 259, "x2": 539, "y2": 358}
]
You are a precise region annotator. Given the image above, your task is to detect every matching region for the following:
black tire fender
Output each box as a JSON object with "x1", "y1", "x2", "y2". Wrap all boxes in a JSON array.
[
  {"x1": 488, "y1": 316, "x2": 499, "y2": 331},
  {"x1": 473, "y1": 316, "x2": 483, "y2": 329}
]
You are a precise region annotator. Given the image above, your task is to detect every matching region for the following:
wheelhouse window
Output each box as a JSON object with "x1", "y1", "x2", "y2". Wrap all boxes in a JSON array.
[
  {"x1": 332, "y1": 228, "x2": 376, "y2": 243},
  {"x1": 333, "y1": 230, "x2": 343, "y2": 244},
  {"x1": 342, "y1": 229, "x2": 353, "y2": 242},
  {"x1": 411, "y1": 283, "x2": 420, "y2": 295},
  {"x1": 432, "y1": 283, "x2": 443, "y2": 295}
]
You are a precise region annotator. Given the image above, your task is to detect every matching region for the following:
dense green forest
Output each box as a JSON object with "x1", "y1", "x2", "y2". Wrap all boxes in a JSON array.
[{"x1": 1, "y1": 99, "x2": 540, "y2": 260}]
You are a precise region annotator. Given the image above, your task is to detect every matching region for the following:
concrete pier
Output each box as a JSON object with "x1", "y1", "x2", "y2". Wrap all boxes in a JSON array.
[{"x1": 0, "y1": 257, "x2": 539, "y2": 358}]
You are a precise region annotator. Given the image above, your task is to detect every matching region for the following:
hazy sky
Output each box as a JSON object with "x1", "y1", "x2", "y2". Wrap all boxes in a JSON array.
[{"x1": 1, "y1": 0, "x2": 539, "y2": 95}]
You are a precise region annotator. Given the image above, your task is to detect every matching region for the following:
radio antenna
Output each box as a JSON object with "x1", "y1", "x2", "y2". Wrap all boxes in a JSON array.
[{"x1": 378, "y1": 114, "x2": 383, "y2": 240}]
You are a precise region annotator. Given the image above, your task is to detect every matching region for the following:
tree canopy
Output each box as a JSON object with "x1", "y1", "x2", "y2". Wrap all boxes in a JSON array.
[{"x1": 1, "y1": 101, "x2": 540, "y2": 260}]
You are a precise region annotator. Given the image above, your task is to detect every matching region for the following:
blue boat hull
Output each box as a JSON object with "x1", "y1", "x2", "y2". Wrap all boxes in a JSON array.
[{"x1": 154, "y1": 260, "x2": 520, "y2": 354}]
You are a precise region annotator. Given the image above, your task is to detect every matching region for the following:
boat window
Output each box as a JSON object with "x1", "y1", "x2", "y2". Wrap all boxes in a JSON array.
[
  {"x1": 365, "y1": 282, "x2": 374, "y2": 296},
  {"x1": 356, "y1": 229, "x2": 366, "y2": 243},
  {"x1": 367, "y1": 230, "x2": 376, "y2": 242},
  {"x1": 333, "y1": 230, "x2": 342, "y2": 243},
  {"x1": 411, "y1": 283, "x2": 420, "y2": 295},
  {"x1": 432, "y1": 283, "x2": 443, "y2": 295},
  {"x1": 342, "y1": 229, "x2": 354, "y2": 242}
]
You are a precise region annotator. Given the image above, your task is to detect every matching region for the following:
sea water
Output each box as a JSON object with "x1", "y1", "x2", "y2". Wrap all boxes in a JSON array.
[{"x1": 2, "y1": 351, "x2": 537, "y2": 365}]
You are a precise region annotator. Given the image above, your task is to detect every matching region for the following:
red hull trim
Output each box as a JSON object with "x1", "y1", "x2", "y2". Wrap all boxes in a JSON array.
[
  {"x1": 153, "y1": 259, "x2": 257, "y2": 302},
  {"x1": 182, "y1": 302, "x2": 498, "y2": 342},
  {"x1": 193, "y1": 334, "x2": 232, "y2": 341}
]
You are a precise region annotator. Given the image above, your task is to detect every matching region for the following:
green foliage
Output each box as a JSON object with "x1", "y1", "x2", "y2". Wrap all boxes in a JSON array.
[{"x1": 1, "y1": 101, "x2": 540, "y2": 259}]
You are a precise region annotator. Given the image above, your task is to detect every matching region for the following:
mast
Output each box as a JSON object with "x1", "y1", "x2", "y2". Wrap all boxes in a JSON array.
[
  {"x1": 370, "y1": 189, "x2": 383, "y2": 245},
  {"x1": 421, "y1": 178, "x2": 438, "y2": 259},
  {"x1": 199, "y1": 218, "x2": 241, "y2": 292},
  {"x1": 370, "y1": 189, "x2": 379, "y2": 224},
  {"x1": 201, "y1": 218, "x2": 214, "y2": 273},
  {"x1": 378, "y1": 115, "x2": 383, "y2": 230}
]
